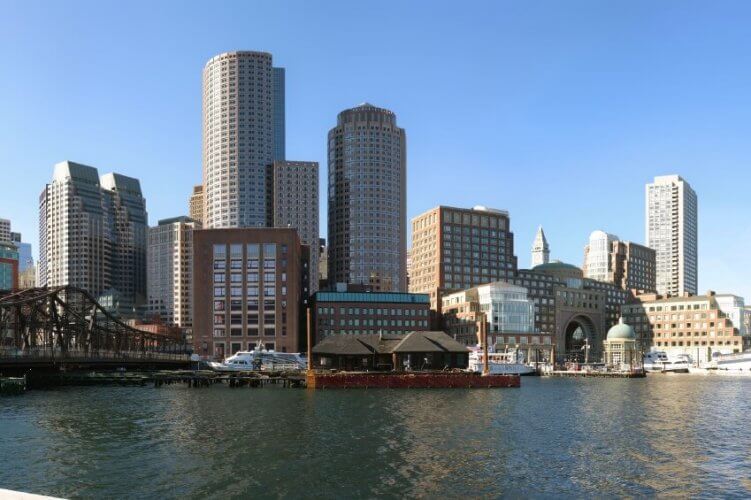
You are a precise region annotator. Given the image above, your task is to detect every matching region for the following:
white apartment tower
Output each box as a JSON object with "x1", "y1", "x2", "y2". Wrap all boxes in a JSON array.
[
  {"x1": 202, "y1": 51, "x2": 285, "y2": 229},
  {"x1": 39, "y1": 161, "x2": 148, "y2": 305},
  {"x1": 147, "y1": 217, "x2": 200, "y2": 328},
  {"x1": 271, "y1": 161, "x2": 319, "y2": 293},
  {"x1": 531, "y1": 226, "x2": 550, "y2": 267},
  {"x1": 583, "y1": 230, "x2": 618, "y2": 282},
  {"x1": 646, "y1": 175, "x2": 698, "y2": 296}
]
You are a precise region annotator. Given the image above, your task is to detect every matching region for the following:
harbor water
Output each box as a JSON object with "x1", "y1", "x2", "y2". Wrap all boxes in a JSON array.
[{"x1": 2, "y1": 376, "x2": 751, "y2": 498}]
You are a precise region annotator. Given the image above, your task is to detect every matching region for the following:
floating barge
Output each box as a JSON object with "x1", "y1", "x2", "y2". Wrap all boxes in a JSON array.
[{"x1": 306, "y1": 370, "x2": 520, "y2": 389}]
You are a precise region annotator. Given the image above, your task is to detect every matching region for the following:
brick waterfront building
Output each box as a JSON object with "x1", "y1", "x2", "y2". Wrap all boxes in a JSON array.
[
  {"x1": 192, "y1": 228, "x2": 309, "y2": 359},
  {"x1": 310, "y1": 290, "x2": 430, "y2": 344}
]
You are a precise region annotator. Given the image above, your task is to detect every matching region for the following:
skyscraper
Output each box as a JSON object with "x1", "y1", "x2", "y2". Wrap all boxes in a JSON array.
[
  {"x1": 271, "y1": 160, "x2": 318, "y2": 293},
  {"x1": 530, "y1": 226, "x2": 550, "y2": 267},
  {"x1": 272, "y1": 67, "x2": 285, "y2": 161},
  {"x1": 39, "y1": 161, "x2": 148, "y2": 307},
  {"x1": 189, "y1": 185, "x2": 204, "y2": 226},
  {"x1": 327, "y1": 103, "x2": 407, "y2": 292},
  {"x1": 101, "y1": 173, "x2": 148, "y2": 306},
  {"x1": 202, "y1": 51, "x2": 284, "y2": 229},
  {"x1": 646, "y1": 175, "x2": 698, "y2": 296},
  {"x1": 147, "y1": 216, "x2": 200, "y2": 328}
]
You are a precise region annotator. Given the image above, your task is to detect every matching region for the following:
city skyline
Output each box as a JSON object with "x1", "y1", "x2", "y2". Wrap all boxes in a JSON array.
[{"x1": 2, "y1": 1, "x2": 751, "y2": 300}]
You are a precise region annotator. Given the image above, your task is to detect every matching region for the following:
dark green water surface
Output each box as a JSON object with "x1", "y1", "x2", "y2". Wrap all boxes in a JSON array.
[{"x1": 2, "y1": 376, "x2": 751, "y2": 498}]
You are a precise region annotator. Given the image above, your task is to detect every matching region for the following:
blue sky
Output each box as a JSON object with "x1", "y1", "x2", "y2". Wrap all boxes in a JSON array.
[{"x1": 1, "y1": 0, "x2": 750, "y2": 299}]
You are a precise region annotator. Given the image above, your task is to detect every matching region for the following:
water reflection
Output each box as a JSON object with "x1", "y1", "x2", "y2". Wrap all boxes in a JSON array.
[{"x1": 2, "y1": 377, "x2": 751, "y2": 498}]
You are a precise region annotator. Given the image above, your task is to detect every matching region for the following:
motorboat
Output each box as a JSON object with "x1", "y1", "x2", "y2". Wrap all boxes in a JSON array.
[
  {"x1": 643, "y1": 351, "x2": 691, "y2": 373},
  {"x1": 467, "y1": 347, "x2": 537, "y2": 376},
  {"x1": 209, "y1": 345, "x2": 307, "y2": 372}
]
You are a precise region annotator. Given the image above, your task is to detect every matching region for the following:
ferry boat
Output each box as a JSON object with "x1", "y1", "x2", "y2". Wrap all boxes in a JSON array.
[
  {"x1": 467, "y1": 347, "x2": 536, "y2": 376},
  {"x1": 643, "y1": 351, "x2": 691, "y2": 373},
  {"x1": 209, "y1": 345, "x2": 307, "y2": 372}
]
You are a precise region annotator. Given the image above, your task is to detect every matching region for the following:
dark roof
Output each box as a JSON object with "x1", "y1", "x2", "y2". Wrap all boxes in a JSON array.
[
  {"x1": 312, "y1": 335, "x2": 375, "y2": 356},
  {"x1": 393, "y1": 331, "x2": 466, "y2": 353},
  {"x1": 312, "y1": 331, "x2": 469, "y2": 356}
]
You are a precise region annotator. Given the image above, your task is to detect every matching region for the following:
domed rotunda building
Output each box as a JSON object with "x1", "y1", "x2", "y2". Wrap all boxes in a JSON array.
[{"x1": 603, "y1": 318, "x2": 638, "y2": 369}]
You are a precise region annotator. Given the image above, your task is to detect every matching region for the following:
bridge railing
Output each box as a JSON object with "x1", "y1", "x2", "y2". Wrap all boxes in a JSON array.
[{"x1": 0, "y1": 347, "x2": 190, "y2": 363}]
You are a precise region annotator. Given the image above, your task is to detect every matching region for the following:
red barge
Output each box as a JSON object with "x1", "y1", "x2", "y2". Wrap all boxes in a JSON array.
[{"x1": 307, "y1": 371, "x2": 520, "y2": 389}]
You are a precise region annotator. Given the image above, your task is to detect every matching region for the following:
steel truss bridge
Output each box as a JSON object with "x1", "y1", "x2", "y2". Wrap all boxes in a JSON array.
[{"x1": 0, "y1": 286, "x2": 190, "y2": 370}]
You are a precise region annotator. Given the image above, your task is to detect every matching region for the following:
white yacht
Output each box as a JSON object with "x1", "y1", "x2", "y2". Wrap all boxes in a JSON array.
[
  {"x1": 643, "y1": 351, "x2": 691, "y2": 373},
  {"x1": 209, "y1": 346, "x2": 307, "y2": 372},
  {"x1": 467, "y1": 347, "x2": 536, "y2": 376},
  {"x1": 690, "y1": 351, "x2": 751, "y2": 375}
]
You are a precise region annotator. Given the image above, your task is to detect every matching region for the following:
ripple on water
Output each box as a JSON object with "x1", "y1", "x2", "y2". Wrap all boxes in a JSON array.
[{"x1": 2, "y1": 377, "x2": 751, "y2": 498}]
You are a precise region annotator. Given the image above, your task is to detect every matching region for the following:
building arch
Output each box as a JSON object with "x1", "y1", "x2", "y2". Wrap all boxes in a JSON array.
[{"x1": 563, "y1": 314, "x2": 598, "y2": 362}]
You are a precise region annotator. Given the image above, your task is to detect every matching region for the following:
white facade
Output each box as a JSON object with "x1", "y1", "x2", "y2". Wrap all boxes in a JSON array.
[
  {"x1": 583, "y1": 230, "x2": 618, "y2": 282},
  {"x1": 147, "y1": 217, "x2": 199, "y2": 328},
  {"x1": 715, "y1": 294, "x2": 747, "y2": 337},
  {"x1": 531, "y1": 226, "x2": 549, "y2": 267},
  {"x1": 272, "y1": 161, "x2": 319, "y2": 293},
  {"x1": 646, "y1": 175, "x2": 698, "y2": 296},
  {"x1": 476, "y1": 282, "x2": 535, "y2": 334}
]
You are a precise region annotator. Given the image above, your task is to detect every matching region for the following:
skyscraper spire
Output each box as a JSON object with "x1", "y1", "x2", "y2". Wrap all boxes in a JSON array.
[{"x1": 531, "y1": 226, "x2": 550, "y2": 267}]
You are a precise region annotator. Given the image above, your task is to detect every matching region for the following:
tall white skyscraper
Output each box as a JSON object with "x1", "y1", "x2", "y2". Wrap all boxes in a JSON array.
[
  {"x1": 202, "y1": 51, "x2": 285, "y2": 229},
  {"x1": 646, "y1": 175, "x2": 698, "y2": 296},
  {"x1": 531, "y1": 226, "x2": 550, "y2": 267},
  {"x1": 39, "y1": 161, "x2": 148, "y2": 306}
]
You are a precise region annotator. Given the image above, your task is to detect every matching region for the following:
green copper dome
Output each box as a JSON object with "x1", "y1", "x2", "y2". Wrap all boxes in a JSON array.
[
  {"x1": 532, "y1": 261, "x2": 582, "y2": 272},
  {"x1": 607, "y1": 319, "x2": 636, "y2": 340}
]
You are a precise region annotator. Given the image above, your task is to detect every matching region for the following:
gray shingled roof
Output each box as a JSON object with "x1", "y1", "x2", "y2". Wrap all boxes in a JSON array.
[
  {"x1": 312, "y1": 335, "x2": 374, "y2": 355},
  {"x1": 312, "y1": 331, "x2": 469, "y2": 356}
]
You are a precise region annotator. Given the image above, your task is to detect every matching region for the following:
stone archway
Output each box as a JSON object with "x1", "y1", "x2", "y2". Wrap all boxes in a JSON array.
[{"x1": 564, "y1": 315, "x2": 597, "y2": 363}]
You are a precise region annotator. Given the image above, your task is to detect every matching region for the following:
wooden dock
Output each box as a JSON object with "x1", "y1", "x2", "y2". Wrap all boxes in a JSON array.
[
  {"x1": 544, "y1": 370, "x2": 646, "y2": 379},
  {"x1": 24, "y1": 370, "x2": 307, "y2": 389}
]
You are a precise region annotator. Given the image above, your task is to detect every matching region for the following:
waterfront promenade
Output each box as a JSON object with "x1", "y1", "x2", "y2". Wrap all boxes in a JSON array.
[{"x1": 2, "y1": 376, "x2": 751, "y2": 498}]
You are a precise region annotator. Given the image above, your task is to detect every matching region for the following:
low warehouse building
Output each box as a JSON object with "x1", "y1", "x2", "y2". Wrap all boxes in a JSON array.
[{"x1": 312, "y1": 331, "x2": 469, "y2": 371}]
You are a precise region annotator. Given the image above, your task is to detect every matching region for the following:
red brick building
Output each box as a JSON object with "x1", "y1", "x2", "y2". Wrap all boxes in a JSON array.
[
  {"x1": 192, "y1": 228, "x2": 309, "y2": 360},
  {"x1": 311, "y1": 290, "x2": 430, "y2": 345}
]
